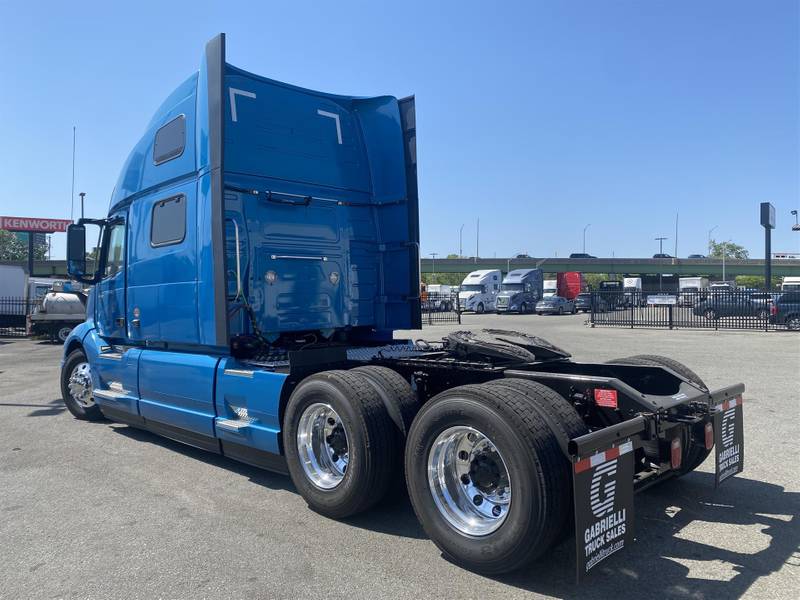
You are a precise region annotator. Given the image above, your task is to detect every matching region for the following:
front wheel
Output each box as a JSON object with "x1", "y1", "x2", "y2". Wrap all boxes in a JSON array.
[
  {"x1": 520, "y1": 303, "x2": 527, "y2": 314},
  {"x1": 57, "y1": 326, "x2": 72, "y2": 343},
  {"x1": 60, "y1": 349, "x2": 103, "y2": 421},
  {"x1": 405, "y1": 384, "x2": 567, "y2": 574},
  {"x1": 476, "y1": 302, "x2": 485, "y2": 314},
  {"x1": 704, "y1": 309, "x2": 717, "y2": 320},
  {"x1": 756, "y1": 308, "x2": 769, "y2": 320}
]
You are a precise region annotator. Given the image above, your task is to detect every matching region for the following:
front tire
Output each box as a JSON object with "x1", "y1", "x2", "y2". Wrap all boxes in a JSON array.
[
  {"x1": 57, "y1": 326, "x2": 72, "y2": 343},
  {"x1": 60, "y1": 349, "x2": 103, "y2": 421},
  {"x1": 405, "y1": 384, "x2": 567, "y2": 574},
  {"x1": 283, "y1": 370, "x2": 396, "y2": 518},
  {"x1": 476, "y1": 302, "x2": 485, "y2": 314}
]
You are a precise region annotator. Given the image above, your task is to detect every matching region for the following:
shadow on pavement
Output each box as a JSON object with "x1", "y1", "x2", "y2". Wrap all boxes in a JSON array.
[
  {"x1": 111, "y1": 422, "x2": 427, "y2": 539},
  {"x1": 0, "y1": 397, "x2": 67, "y2": 417},
  {"x1": 489, "y1": 472, "x2": 799, "y2": 598}
]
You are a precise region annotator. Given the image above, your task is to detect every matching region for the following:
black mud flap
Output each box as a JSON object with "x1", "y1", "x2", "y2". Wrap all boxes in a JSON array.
[
  {"x1": 713, "y1": 396, "x2": 744, "y2": 487},
  {"x1": 573, "y1": 439, "x2": 636, "y2": 582}
]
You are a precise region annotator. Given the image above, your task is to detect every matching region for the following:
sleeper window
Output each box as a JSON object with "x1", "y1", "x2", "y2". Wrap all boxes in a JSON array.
[
  {"x1": 153, "y1": 115, "x2": 186, "y2": 165},
  {"x1": 151, "y1": 195, "x2": 186, "y2": 247}
]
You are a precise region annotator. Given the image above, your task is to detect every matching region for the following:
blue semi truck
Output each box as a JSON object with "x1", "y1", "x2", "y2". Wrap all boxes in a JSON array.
[{"x1": 61, "y1": 35, "x2": 745, "y2": 578}]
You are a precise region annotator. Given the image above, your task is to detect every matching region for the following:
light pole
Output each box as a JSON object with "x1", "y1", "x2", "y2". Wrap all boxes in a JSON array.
[
  {"x1": 708, "y1": 225, "x2": 718, "y2": 255},
  {"x1": 721, "y1": 241, "x2": 727, "y2": 282},
  {"x1": 655, "y1": 237, "x2": 668, "y2": 291},
  {"x1": 79, "y1": 192, "x2": 86, "y2": 220},
  {"x1": 429, "y1": 253, "x2": 438, "y2": 278},
  {"x1": 792, "y1": 210, "x2": 799, "y2": 232},
  {"x1": 459, "y1": 224, "x2": 464, "y2": 257},
  {"x1": 583, "y1": 224, "x2": 591, "y2": 254}
]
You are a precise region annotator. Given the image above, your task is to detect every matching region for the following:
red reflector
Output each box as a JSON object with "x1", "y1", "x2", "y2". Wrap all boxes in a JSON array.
[
  {"x1": 770, "y1": 305, "x2": 778, "y2": 315},
  {"x1": 594, "y1": 388, "x2": 618, "y2": 409},
  {"x1": 705, "y1": 422, "x2": 714, "y2": 450},
  {"x1": 671, "y1": 437, "x2": 682, "y2": 470}
]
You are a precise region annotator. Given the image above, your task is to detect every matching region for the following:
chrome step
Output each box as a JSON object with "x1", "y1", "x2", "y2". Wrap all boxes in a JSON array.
[
  {"x1": 93, "y1": 389, "x2": 128, "y2": 401},
  {"x1": 216, "y1": 418, "x2": 251, "y2": 433}
]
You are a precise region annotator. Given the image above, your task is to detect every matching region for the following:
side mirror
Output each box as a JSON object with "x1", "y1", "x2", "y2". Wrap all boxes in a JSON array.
[{"x1": 67, "y1": 224, "x2": 87, "y2": 279}]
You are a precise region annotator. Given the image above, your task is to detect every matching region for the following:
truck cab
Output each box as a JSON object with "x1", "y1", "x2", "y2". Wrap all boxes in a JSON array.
[
  {"x1": 458, "y1": 269, "x2": 500, "y2": 313},
  {"x1": 63, "y1": 33, "x2": 419, "y2": 459},
  {"x1": 495, "y1": 269, "x2": 543, "y2": 313}
]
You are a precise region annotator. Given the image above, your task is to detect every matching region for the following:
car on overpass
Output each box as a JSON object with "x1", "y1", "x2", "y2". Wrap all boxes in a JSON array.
[{"x1": 569, "y1": 253, "x2": 596, "y2": 259}]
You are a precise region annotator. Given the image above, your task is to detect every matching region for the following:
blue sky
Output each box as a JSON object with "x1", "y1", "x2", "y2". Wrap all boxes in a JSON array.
[{"x1": 1, "y1": 0, "x2": 797, "y2": 259}]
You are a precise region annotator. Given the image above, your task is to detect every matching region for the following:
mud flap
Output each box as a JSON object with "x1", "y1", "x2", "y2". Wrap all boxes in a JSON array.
[
  {"x1": 573, "y1": 439, "x2": 636, "y2": 582},
  {"x1": 714, "y1": 396, "x2": 744, "y2": 487}
]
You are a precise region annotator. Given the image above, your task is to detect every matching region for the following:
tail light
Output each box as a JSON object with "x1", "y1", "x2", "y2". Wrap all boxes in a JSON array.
[
  {"x1": 670, "y1": 437, "x2": 682, "y2": 470},
  {"x1": 704, "y1": 422, "x2": 714, "y2": 450},
  {"x1": 770, "y1": 304, "x2": 778, "y2": 316}
]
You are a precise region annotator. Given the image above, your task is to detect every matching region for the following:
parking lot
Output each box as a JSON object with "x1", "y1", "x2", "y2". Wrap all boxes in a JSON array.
[{"x1": 1, "y1": 314, "x2": 798, "y2": 599}]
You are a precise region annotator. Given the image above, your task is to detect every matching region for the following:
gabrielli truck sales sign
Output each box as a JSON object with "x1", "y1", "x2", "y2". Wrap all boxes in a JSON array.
[
  {"x1": 573, "y1": 439, "x2": 636, "y2": 581},
  {"x1": 714, "y1": 396, "x2": 744, "y2": 486},
  {"x1": 0, "y1": 216, "x2": 73, "y2": 233}
]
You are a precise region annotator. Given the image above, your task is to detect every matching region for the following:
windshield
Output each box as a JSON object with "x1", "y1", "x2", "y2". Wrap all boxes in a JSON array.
[
  {"x1": 460, "y1": 284, "x2": 485, "y2": 293},
  {"x1": 577, "y1": 293, "x2": 590, "y2": 299},
  {"x1": 500, "y1": 283, "x2": 523, "y2": 291}
]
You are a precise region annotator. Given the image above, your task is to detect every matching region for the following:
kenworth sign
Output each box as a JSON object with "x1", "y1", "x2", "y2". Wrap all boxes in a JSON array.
[{"x1": 0, "y1": 216, "x2": 73, "y2": 233}]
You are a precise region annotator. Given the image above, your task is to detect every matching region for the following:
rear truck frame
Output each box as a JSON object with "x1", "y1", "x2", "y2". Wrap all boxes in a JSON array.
[{"x1": 59, "y1": 34, "x2": 745, "y2": 579}]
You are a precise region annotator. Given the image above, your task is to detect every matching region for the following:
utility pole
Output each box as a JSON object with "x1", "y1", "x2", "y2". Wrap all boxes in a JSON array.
[
  {"x1": 475, "y1": 218, "x2": 479, "y2": 263},
  {"x1": 674, "y1": 212, "x2": 679, "y2": 257},
  {"x1": 71, "y1": 126, "x2": 76, "y2": 221},
  {"x1": 708, "y1": 225, "x2": 718, "y2": 256},
  {"x1": 429, "y1": 252, "x2": 438, "y2": 278},
  {"x1": 655, "y1": 237, "x2": 668, "y2": 291},
  {"x1": 459, "y1": 224, "x2": 464, "y2": 257},
  {"x1": 79, "y1": 192, "x2": 86, "y2": 220},
  {"x1": 583, "y1": 223, "x2": 591, "y2": 254},
  {"x1": 721, "y1": 242, "x2": 727, "y2": 282}
]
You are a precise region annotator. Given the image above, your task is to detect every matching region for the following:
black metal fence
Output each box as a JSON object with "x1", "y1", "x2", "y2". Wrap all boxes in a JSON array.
[
  {"x1": 0, "y1": 296, "x2": 34, "y2": 337},
  {"x1": 590, "y1": 290, "x2": 795, "y2": 331},
  {"x1": 421, "y1": 292, "x2": 461, "y2": 325}
]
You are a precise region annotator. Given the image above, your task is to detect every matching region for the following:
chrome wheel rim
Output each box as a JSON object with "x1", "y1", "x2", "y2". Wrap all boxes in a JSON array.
[
  {"x1": 58, "y1": 327, "x2": 71, "y2": 342},
  {"x1": 428, "y1": 426, "x2": 511, "y2": 536},
  {"x1": 297, "y1": 403, "x2": 349, "y2": 489},
  {"x1": 68, "y1": 362, "x2": 94, "y2": 407}
]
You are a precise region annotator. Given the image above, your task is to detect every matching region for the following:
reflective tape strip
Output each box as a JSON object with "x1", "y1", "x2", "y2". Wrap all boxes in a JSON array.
[
  {"x1": 574, "y1": 440, "x2": 634, "y2": 473},
  {"x1": 714, "y1": 395, "x2": 743, "y2": 413}
]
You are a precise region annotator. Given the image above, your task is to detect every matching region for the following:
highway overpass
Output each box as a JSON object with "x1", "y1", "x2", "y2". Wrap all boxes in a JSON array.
[
  {"x1": 4, "y1": 257, "x2": 800, "y2": 280},
  {"x1": 421, "y1": 257, "x2": 800, "y2": 278}
]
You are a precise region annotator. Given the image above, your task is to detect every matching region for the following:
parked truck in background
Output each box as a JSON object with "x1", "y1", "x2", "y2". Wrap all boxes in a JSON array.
[
  {"x1": 623, "y1": 277, "x2": 643, "y2": 307},
  {"x1": 542, "y1": 278, "x2": 557, "y2": 297},
  {"x1": 495, "y1": 269, "x2": 543, "y2": 314},
  {"x1": 557, "y1": 271, "x2": 586, "y2": 300},
  {"x1": 781, "y1": 276, "x2": 800, "y2": 292},
  {"x1": 678, "y1": 277, "x2": 709, "y2": 306},
  {"x1": 28, "y1": 281, "x2": 88, "y2": 342},
  {"x1": 0, "y1": 265, "x2": 69, "y2": 329},
  {"x1": 423, "y1": 284, "x2": 454, "y2": 312},
  {"x1": 58, "y1": 34, "x2": 747, "y2": 579},
  {"x1": 458, "y1": 269, "x2": 500, "y2": 313}
]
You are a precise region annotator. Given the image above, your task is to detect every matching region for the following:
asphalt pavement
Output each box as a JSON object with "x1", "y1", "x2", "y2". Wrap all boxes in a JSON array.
[{"x1": 0, "y1": 314, "x2": 798, "y2": 599}]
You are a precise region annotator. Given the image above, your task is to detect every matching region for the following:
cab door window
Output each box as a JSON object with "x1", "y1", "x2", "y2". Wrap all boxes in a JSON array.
[{"x1": 104, "y1": 223, "x2": 126, "y2": 278}]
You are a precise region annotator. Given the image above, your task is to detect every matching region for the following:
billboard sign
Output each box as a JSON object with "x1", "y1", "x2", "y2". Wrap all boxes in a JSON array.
[{"x1": 0, "y1": 216, "x2": 73, "y2": 233}]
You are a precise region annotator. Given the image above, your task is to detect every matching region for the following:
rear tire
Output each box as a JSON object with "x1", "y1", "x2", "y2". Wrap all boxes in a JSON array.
[
  {"x1": 605, "y1": 355, "x2": 710, "y2": 474},
  {"x1": 283, "y1": 370, "x2": 397, "y2": 518},
  {"x1": 476, "y1": 302, "x2": 485, "y2": 314},
  {"x1": 405, "y1": 384, "x2": 567, "y2": 574}
]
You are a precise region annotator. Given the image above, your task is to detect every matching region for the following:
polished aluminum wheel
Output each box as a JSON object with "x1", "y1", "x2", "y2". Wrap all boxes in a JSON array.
[
  {"x1": 428, "y1": 426, "x2": 511, "y2": 536},
  {"x1": 68, "y1": 362, "x2": 94, "y2": 408},
  {"x1": 297, "y1": 403, "x2": 349, "y2": 490}
]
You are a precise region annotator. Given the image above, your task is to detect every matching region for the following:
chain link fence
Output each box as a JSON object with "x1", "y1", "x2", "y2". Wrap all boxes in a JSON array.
[{"x1": 590, "y1": 290, "x2": 799, "y2": 331}]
